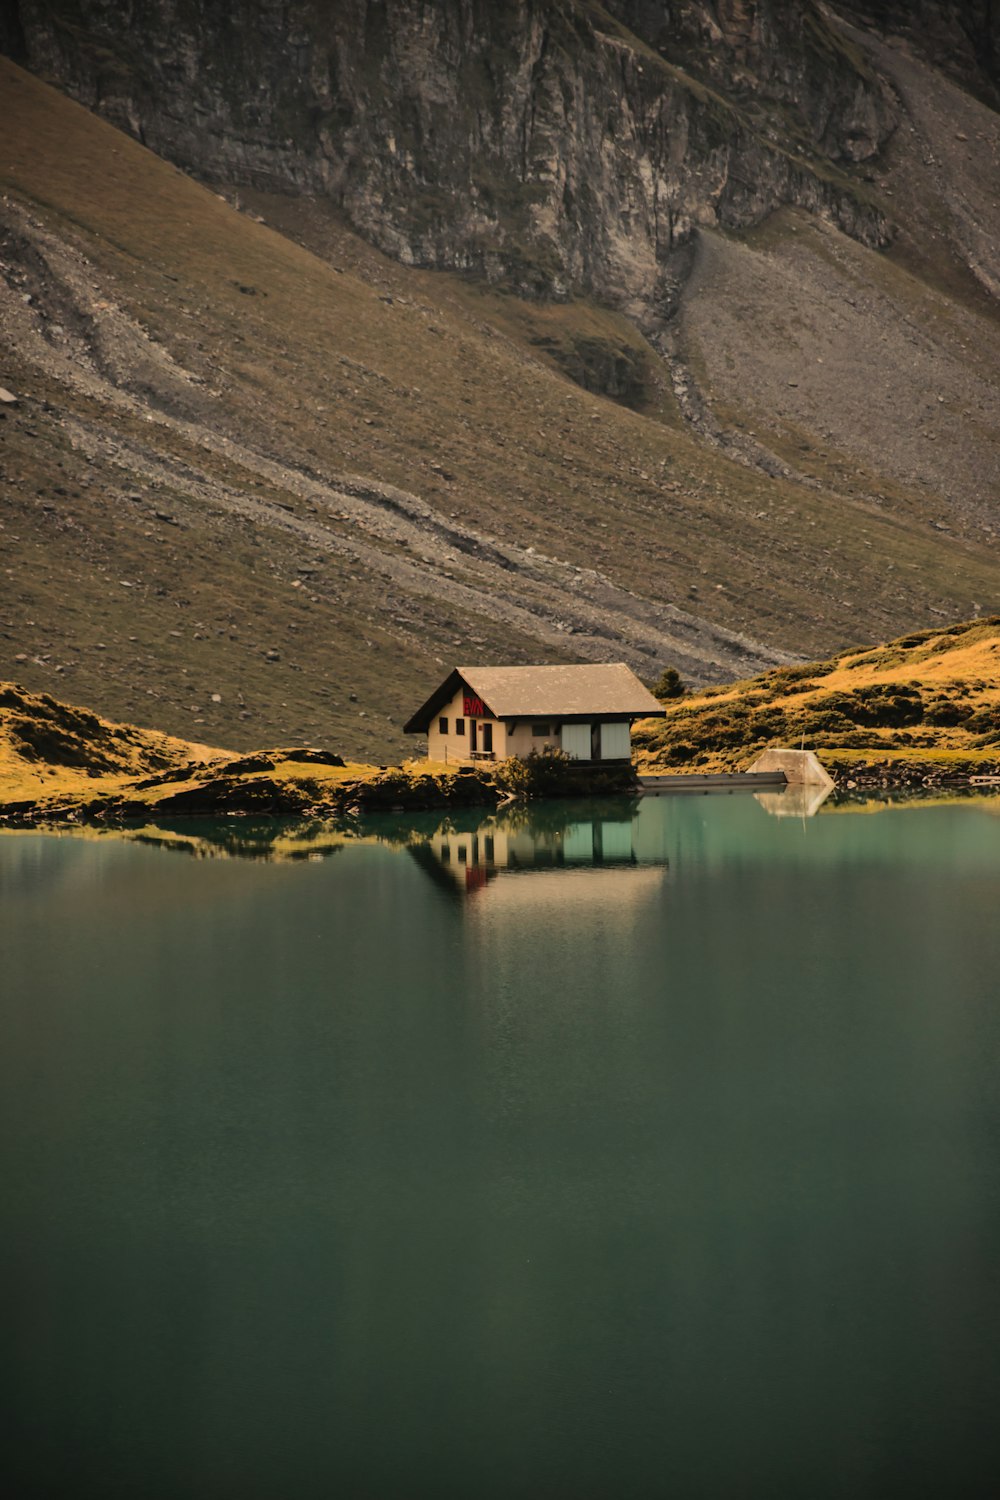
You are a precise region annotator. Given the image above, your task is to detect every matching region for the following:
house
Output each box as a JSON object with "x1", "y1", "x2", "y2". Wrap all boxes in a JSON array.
[{"x1": 403, "y1": 662, "x2": 665, "y2": 763}]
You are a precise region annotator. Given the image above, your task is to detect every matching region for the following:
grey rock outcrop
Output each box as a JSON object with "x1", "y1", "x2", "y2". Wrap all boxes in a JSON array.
[
  {"x1": 836, "y1": 1, "x2": 1000, "y2": 104},
  {"x1": 10, "y1": 0, "x2": 897, "y2": 323}
]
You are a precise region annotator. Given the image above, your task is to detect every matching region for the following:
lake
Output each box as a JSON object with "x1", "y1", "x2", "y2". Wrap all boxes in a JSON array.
[{"x1": 2, "y1": 791, "x2": 999, "y2": 1499}]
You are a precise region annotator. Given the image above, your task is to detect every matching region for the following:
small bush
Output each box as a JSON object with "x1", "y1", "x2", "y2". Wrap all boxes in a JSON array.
[
  {"x1": 925, "y1": 700, "x2": 971, "y2": 726},
  {"x1": 497, "y1": 746, "x2": 575, "y2": 797},
  {"x1": 653, "y1": 667, "x2": 685, "y2": 699},
  {"x1": 770, "y1": 663, "x2": 825, "y2": 685}
]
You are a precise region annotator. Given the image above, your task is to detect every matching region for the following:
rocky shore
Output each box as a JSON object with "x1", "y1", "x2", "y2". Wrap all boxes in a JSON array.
[
  {"x1": 826, "y1": 758, "x2": 1000, "y2": 790},
  {"x1": 0, "y1": 755, "x2": 640, "y2": 828}
]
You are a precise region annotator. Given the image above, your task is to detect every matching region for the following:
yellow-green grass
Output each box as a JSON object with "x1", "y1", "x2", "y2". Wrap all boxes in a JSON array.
[
  {"x1": 634, "y1": 618, "x2": 1000, "y2": 772},
  {"x1": 0, "y1": 680, "x2": 507, "y2": 825},
  {"x1": 0, "y1": 681, "x2": 231, "y2": 803}
]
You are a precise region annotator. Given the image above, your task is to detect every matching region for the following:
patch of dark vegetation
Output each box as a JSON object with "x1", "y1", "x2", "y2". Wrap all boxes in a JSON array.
[
  {"x1": 497, "y1": 747, "x2": 637, "y2": 799},
  {"x1": 132, "y1": 761, "x2": 222, "y2": 789},
  {"x1": 639, "y1": 682, "x2": 930, "y2": 765},
  {"x1": 219, "y1": 754, "x2": 278, "y2": 775},
  {"x1": 966, "y1": 705, "x2": 1000, "y2": 741},
  {"x1": 274, "y1": 748, "x2": 346, "y2": 766},
  {"x1": 498, "y1": 746, "x2": 576, "y2": 797},
  {"x1": 767, "y1": 662, "x2": 830, "y2": 685},
  {"x1": 2, "y1": 685, "x2": 174, "y2": 772},
  {"x1": 8, "y1": 714, "x2": 123, "y2": 771},
  {"x1": 150, "y1": 777, "x2": 317, "y2": 816},
  {"x1": 652, "y1": 667, "x2": 685, "y2": 700},
  {"x1": 350, "y1": 766, "x2": 502, "y2": 813}
]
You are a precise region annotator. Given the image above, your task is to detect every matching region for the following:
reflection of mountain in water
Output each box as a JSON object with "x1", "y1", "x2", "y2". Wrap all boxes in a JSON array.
[{"x1": 409, "y1": 799, "x2": 670, "y2": 899}]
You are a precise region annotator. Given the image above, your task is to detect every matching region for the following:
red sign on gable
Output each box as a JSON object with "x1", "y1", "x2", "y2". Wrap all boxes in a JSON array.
[{"x1": 463, "y1": 695, "x2": 485, "y2": 717}]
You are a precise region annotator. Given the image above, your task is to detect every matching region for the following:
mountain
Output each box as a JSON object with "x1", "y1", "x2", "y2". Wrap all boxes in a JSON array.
[{"x1": 2, "y1": 1, "x2": 999, "y2": 758}]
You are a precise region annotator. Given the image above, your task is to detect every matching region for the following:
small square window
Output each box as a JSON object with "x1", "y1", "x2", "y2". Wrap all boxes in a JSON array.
[
  {"x1": 439, "y1": 716, "x2": 448, "y2": 735},
  {"x1": 531, "y1": 722, "x2": 550, "y2": 737},
  {"x1": 456, "y1": 718, "x2": 465, "y2": 736}
]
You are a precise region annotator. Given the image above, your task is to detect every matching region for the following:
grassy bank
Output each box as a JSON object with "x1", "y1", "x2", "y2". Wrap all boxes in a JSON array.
[
  {"x1": 0, "y1": 682, "x2": 634, "y2": 825},
  {"x1": 5, "y1": 617, "x2": 999, "y2": 827},
  {"x1": 634, "y1": 617, "x2": 1000, "y2": 777}
]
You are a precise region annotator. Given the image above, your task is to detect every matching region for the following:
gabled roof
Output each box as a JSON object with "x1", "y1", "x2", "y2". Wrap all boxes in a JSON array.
[{"x1": 403, "y1": 663, "x2": 665, "y2": 733}]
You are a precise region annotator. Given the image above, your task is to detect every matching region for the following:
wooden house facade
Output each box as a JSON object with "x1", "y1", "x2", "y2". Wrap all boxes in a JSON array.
[{"x1": 403, "y1": 663, "x2": 665, "y2": 764}]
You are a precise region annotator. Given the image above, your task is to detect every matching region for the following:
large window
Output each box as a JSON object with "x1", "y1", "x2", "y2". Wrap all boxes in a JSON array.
[
  {"x1": 599, "y1": 722, "x2": 631, "y2": 760},
  {"x1": 438, "y1": 717, "x2": 448, "y2": 735},
  {"x1": 456, "y1": 718, "x2": 465, "y2": 736},
  {"x1": 561, "y1": 723, "x2": 591, "y2": 760},
  {"x1": 531, "y1": 722, "x2": 550, "y2": 737}
]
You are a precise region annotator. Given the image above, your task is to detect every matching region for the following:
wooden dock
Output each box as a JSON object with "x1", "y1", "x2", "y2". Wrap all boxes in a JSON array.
[{"x1": 638, "y1": 771, "x2": 788, "y2": 795}]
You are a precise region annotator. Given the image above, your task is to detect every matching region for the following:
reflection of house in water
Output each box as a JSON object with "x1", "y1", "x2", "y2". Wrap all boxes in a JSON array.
[{"x1": 410, "y1": 803, "x2": 670, "y2": 898}]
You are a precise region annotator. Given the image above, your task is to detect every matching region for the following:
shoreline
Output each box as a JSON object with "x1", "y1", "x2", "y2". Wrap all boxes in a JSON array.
[
  {"x1": 3, "y1": 756, "x2": 1000, "y2": 829},
  {"x1": 0, "y1": 758, "x2": 638, "y2": 828}
]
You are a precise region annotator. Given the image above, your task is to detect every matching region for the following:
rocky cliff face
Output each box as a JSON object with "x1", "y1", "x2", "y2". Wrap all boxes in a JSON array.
[
  {"x1": 837, "y1": 1, "x2": 1000, "y2": 104},
  {"x1": 9, "y1": 0, "x2": 897, "y2": 324}
]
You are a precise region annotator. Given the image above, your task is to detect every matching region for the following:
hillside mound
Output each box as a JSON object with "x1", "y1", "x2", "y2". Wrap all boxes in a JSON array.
[
  {"x1": 635, "y1": 618, "x2": 1000, "y2": 777},
  {"x1": 0, "y1": 681, "x2": 507, "y2": 824},
  {"x1": 0, "y1": 682, "x2": 228, "y2": 802}
]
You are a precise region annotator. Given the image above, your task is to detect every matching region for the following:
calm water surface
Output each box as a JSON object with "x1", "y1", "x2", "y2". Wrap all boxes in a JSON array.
[{"x1": 2, "y1": 793, "x2": 999, "y2": 1499}]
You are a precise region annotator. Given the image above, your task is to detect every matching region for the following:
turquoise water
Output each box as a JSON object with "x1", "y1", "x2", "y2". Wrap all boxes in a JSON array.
[{"x1": 2, "y1": 793, "x2": 999, "y2": 1498}]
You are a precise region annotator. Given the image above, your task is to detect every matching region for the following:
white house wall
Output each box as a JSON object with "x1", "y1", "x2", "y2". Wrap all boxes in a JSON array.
[
  {"x1": 426, "y1": 684, "x2": 506, "y2": 765},
  {"x1": 504, "y1": 720, "x2": 563, "y2": 759},
  {"x1": 422, "y1": 686, "x2": 637, "y2": 764}
]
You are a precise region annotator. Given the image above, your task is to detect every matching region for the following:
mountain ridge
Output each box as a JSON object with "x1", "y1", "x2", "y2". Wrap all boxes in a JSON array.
[{"x1": 1, "y1": 4, "x2": 999, "y2": 758}]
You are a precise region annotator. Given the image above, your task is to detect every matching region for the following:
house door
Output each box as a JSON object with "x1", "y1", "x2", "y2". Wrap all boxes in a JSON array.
[
  {"x1": 591, "y1": 723, "x2": 602, "y2": 760},
  {"x1": 469, "y1": 720, "x2": 478, "y2": 754},
  {"x1": 482, "y1": 723, "x2": 493, "y2": 755}
]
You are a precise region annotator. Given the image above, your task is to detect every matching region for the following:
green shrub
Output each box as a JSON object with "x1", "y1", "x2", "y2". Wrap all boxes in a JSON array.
[
  {"x1": 925, "y1": 700, "x2": 972, "y2": 726},
  {"x1": 653, "y1": 667, "x2": 685, "y2": 699},
  {"x1": 497, "y1": 746, "x2": 575, "y2": 797},
  {"x1": 966, "y1": 706, "x2": 1000, "y2": 733},
  {"x1": 770, "y1": 663, "x2": 826, "y2": 685}
]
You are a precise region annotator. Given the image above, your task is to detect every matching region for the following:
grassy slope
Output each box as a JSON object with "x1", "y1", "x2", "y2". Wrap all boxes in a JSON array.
[
  {"x1": 0, "y1": 681, "x2": 229, "y2": 802},
  {"x1": 0, "y1": 679, "x2": 431, "y2": 817},
  {"x1": 2, "y1": 59, "x2": 1000, "y2": 762},
  {"x1": 634, "y1": 617, "x2": 1000, "y2": 771}
]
